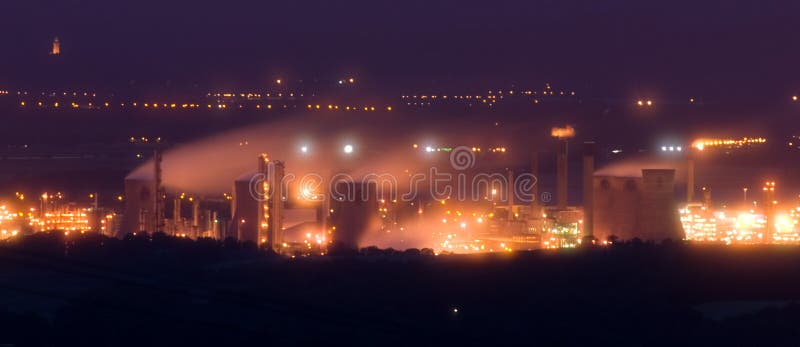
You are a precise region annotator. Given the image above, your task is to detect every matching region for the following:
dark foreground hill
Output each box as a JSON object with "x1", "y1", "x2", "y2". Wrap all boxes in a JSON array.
[{"x1": 1, "y1": 232, "x2": 799, "y2": 346}]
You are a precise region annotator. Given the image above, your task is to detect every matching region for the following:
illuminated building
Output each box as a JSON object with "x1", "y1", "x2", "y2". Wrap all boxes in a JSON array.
[
  {"x1": 0, "y1": 205, "x2": 21, "y2": 239},
  {"x1": 680, "y1": 204, "x2": 717, "y2": 241}
]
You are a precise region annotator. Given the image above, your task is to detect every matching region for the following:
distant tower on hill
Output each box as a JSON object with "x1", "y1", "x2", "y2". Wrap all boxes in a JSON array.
[{"x1": 51, "y1": 37, "x2": 60, "y2": 55}]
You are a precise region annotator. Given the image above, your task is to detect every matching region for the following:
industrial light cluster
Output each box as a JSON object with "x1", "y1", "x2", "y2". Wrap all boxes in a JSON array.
[
  {"x1": 0, "y1": 197, "x2": 117, "y2": 238},
  {"x1": 401, "y1": 84, "x2": 576, "y2": 100},
  {"x1": 306, "y1": 104, "x2": 392, "y2": 112},
  {"x1": 17, "y1": 101, "x2": 393, "y2": 112},
  {"x1": 412, "y1": 144, "x2": 507, "y2": 153},
  {"x1": 681, "y1": 181, "x2": 800, "y2": 244},
  {"x1": 401, "y1": 84, "x2": 577, "y2": 108},
  {"x1": 660, "y1": 145, "x2": 683, "y2": 152},
  {"x1": 129, "y1": 136, "x2": 163, "y2": 143},
  {"x1": 681, "y1": 207, "x2": 800, "y2": 244},
  {"x1": 0, "y1": 205, "x2": 20, "y2": 239},
  {"x1": 208, "y1": 92, "x2": 307, "y2": 99},
  {"x1": 691, "y1": 137, "x2": 767, "y2": 151}
]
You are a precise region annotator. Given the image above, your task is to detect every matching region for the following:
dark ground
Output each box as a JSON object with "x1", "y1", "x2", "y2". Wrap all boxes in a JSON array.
[{"x1": 1, "y1": 233, "x2": 800, "y2": 346}]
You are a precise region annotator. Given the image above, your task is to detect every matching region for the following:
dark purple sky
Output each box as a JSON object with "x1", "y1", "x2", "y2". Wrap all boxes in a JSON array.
[{"x1": 2, "y1": 0, "x2": 800, "y2": 99}]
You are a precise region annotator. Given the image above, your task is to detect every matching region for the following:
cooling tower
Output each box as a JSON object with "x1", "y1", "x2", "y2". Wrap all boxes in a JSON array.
[
  {"x1": 329, "y1": 181, "x2": 378, "y2": 250},
  {"x1": 639, "y1": 169, "x2": 682, "y2": 241},
  {"x1": 593, "y1": 176, "x2": 641, "y2": 241},
  {"x1": 122, "y1": 178, "x2": 156, "y2": 237}
]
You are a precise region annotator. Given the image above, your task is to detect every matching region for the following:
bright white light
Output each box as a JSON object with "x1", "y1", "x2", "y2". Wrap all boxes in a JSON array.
[
  {"x1": 425, "y1": 146, "x2": 433, "y2": 152},
  {"x1": 343, "y1": 144, "x2": 354, "y2": 154},
  {"x1": 661, "y1": 146, "x2": 667, "y2": 152},
  {"x1": 300, "y1": 146, "x2": 308, "y2": 153},
  {"x1": 677, "y1": 146, "x2": 682, "y2": 152},
  {"x1": 669, "y1": 146, "x2": 675, "y2": 151}
]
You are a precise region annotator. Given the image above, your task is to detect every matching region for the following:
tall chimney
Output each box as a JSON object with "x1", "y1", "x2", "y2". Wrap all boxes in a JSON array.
[
  {"x1": 153, "y1": 150, "x2": 165, "y2": 233},
  {"x1": 257, "y1": 154, "x2": 269, "y2": 245},
  {"x1": 211, "y1": 211, "x2": 220, "y2": 239},
  {"x1": 687, "y1": 155, "x2": 695, "y2": 203},
  {"x1": 173, "y1": 197, "x2": 182, "y2": 235},
  {"x1": 192, "y1": 198, "x2": 200, "y2": 238},
  {"x1": 507, "y1": 169, "x2": 515, "y2": 209},
  {"x1": 557, "y1": 140, "x2": 568, "y2": 209},
  {"x1": 582, "y1": 142, "x2": 595, "y2": 239},
  {"x1": 269, "y1": 161, "x2": 286, "y2": 252},
  {"x1": 530, "y1": 151, "x2": 539, "y2": 213},
  {"x1": 507, "y1": 169, "x2": 515, "y2": 226},
  {"x1": 763, "y1": 181, "x2": 776, "y2": 244}
]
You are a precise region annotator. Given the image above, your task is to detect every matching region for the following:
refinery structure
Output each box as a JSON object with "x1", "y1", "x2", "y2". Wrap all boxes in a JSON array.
[
  {"x1": 110, "y1": 126, "x2": 743, "y2": 254},
  {"x1": 0, "y1": 81, "x2": 794, "y2": 254},
  {"x1": 0, "y1": 120, "x2": 792, "y2": 255}
]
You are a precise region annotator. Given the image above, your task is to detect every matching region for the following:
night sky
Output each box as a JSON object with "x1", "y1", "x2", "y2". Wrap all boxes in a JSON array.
[{"x1": 2, "y1": 0, "x2": 800, "y2": 100}]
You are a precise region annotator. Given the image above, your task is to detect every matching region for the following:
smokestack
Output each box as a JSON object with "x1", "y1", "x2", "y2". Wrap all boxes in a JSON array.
[
  {"x1": 687, "y1": 156, "x2": 695, "y2": 203},
  {"x1": 763, "y1": 181, "x2": 776, "y2": 244},
  {"x1": 507, "y1": 169, "x2": 514, "y2": 209},
  {"x1": 507, "y1": 169, "x2": 515, "y2": 228},
  {"x1": 192, "y1": 198, "x2": 200, "y2": 238},
  {"x1": 257, "y1": 154, "x2": 269, "y2": 245},
  {"x1": 269, "y1": 160, "x2": 285, "y2": 252},
  {"x1": 582, "y1": 142, "x2": 595, "y2": 239},
  {"x1": 173, "y1": 197, "x2": 182, "y2": 230},
  {"x1": 211, "y1": 211, "x2": 219, "y2": 239},
  {"x1": 153, "y1": 150, "x2": 165, "y2": 233},
  {"x1": 204, "y1": 209, "x2": 212, "y2": 238},
  {"x1": 551, "y1": 125, "x2": 574, "y2": 210},
  {"x1": 557, "y1": 140, "x2": 568, "y2": 209},
  {"x1": 530, "y1": 151, "x2": 539, "y2": 213}
]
